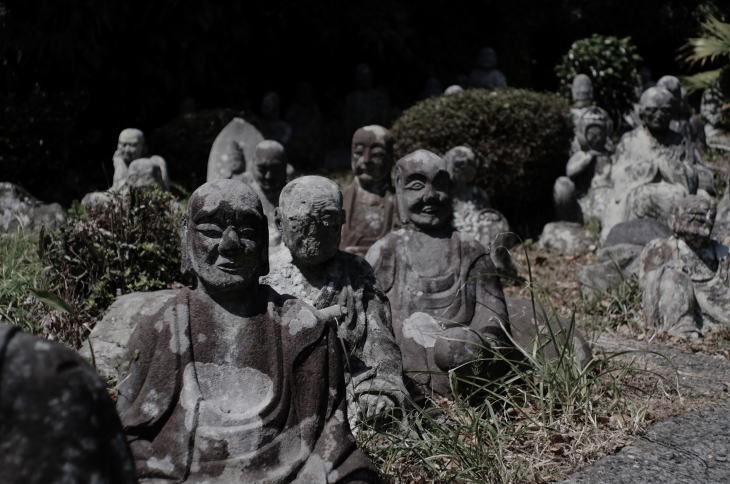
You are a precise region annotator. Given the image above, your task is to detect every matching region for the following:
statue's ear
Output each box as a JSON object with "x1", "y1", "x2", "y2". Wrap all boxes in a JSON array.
[
  {"x1": 180, "y1": 214, "x2": 193, "y2": 276},
  {"x1": 274, "y1": 207, "x2": 283, "y2": 232}
]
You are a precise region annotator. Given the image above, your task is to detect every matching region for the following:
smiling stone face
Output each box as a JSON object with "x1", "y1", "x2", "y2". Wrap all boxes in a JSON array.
[
  {"x1": 183, "y1": 180, "x2": 269, "y2": 293},
  {"x1": 394, "y1": 149, "x2": 453, "y2": 231}
]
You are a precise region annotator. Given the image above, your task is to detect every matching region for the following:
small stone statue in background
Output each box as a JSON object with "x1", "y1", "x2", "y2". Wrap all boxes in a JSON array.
[
  {"x1": 264, "y1": 175, "x2": 407, "y2": 429},
  {"x1": 639, "y1": 195, "x2": 730, "y2": 338},
  {"x1": 468, "y1": 47, "x2": 507, "y2": 89},
  {"x1": 366, "y1": 150, "x2": 510, "y2": 398},
  {"x1": 444, "y1": 146, "x2": 519, "y2": 281},
  {"x1": 444, "y1": 84, "x2": 464, "y2": 95},
  {"x1": 554, "y1": 106, "x2": 613, "y2": 223},
  {"x1": 656, "y1": 75, "x2": 705, "y2": 147},
  {"x1": 112, "y1": 128, "x2": 168, "y2": 190},
  {"x1": 260, "y1": 91, "x2": 292, "y2": 146},
  {"x1": 242, "y1": 140, "x2": 288, "y2": 248},
  {"x1": 599, "y1": 87, "x2": 699, "y2": 240},
  {"x1": 570, "y1": 74, "x2": 594, "y2": 125},
  {"x1": 117, "y1": 179, "x2": 379, "y2": 482},
  {"x1": 340, "y1": 125, "x2": 397, "y2": 256},
  {"x1": 701, "y1": 87, "x2": 730, "y2": 151},
  {"x1": 0, "y1": 323, "x2": 135, "y2": 483},
  {"x1": 207, "y1": 117, "x2": 264, "y2": 182}
]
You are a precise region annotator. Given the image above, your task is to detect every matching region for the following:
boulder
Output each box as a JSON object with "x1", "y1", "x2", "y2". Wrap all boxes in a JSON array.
[
  {"x1": 0, "y1": 182, "x2": 66, "y2": 233},
  {"x1": 604, "y1": 218, "x2": 671, "y2": 248},
  {"x1": 538, "y1": 221, "x2": 594, "y2": 255}
]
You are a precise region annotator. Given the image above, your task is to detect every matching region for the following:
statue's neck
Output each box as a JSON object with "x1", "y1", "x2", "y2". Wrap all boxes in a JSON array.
[
  {"x1": 196, "y1": 283, "x2": 266, "y2": 317},
  {"x1": 357, "y1": 178, "x2": 387, "y2": 197}
]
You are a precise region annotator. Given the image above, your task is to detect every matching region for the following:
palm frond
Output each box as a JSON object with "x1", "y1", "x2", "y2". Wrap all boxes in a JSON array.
[
  {"x1": 678, "y1": 16, "x2": 730, "y2": 66},
  {"x1": 679, "y1": 68, "x2": 723, "y2": 93}
]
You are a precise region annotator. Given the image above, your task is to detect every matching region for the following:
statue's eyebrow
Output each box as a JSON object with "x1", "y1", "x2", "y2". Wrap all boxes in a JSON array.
[{"x1": 405, "y1": 173, "x2": 427, "y2": 183}]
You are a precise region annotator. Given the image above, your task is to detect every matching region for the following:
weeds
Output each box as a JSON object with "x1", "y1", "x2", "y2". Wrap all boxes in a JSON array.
[{"x1": 0, "y1": 230, "x2": 46, "y2": 332}]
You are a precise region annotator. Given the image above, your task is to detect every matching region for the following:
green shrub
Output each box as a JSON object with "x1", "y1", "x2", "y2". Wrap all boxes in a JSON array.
[
  {"x1": 555, "y1": 34, "x2": 642, "y2": 117},
  {"x1": 0, "y1": 231, "x2": 47, "y2": 333},
  {"x1": 39, "y1": 188, "x2": 184, "y2": 346},
  {"x1": 391, "y1": 88, "x2": 572, "y2": 233}
]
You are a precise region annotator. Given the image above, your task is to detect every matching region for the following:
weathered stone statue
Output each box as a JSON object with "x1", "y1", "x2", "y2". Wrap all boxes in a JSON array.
[
  {"x1": 0, "y1": 323, "x2": 135, "y2": 483},
  {"x1": 241, "y1": 140, "x2": 288, "y2": 248},
  {"x1": 570, "y1": 74, "x2": 594, "y2": 125},
  {"x1": 656, "y1": 75, "x2": 704, "y2": 147},
  {"x1": 701, "y1": 87, "x2": 730, "y2": 151},
  {"x1": 340, "y1": 125, "x2": 397, "y2": 256},
  {"x1": 207, "y1": 117, "x2": 264, "y2": 182},
  {"x1": 365, "y1": 150, "x2": 510, "y2": 398},
  {"x1": 261, "y1": 91, "x2": 293, "y2": 146},
  {"x1": 639, "y1": 195, "x2": 730, "y2": 338},
  {"x1": 444, "y1": 84, "x2": 464, "y2": 95},
  {"x1": 263, "y1": 175, "x2": 407, "y2": 428},
  {"x1": 112, "y1": 128, "x2": 168, "y2": 190},
  {"x1": 344, "y1": 64, "x2": 390, "y2": 138},
  {"x1": 444, "y1": 146, "x2": 519, "y2": 280},
  {"x1": 600, "y1": 87, "x2": 699, "y2": 240},
  {"x1": 554, "y1": 106, "x2": 613, "y2": 223},
  {"x1": 468, "y1": 47, "x2": 507, "y2": 89},
  {"x1": 82, "y1": 157, "x2": 169, "y2": 209},
  {"x1": 116, "y1": 179, "x2": 379, "y2": 482}
]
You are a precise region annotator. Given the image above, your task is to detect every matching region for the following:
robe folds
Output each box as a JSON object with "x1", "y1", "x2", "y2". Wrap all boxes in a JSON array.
[
  {"x1": 340, "y1": 180, "x2": 396, "y2": 255},
  {"x1": 117, "y1": 286, "x2": 380, "y2": 483}
]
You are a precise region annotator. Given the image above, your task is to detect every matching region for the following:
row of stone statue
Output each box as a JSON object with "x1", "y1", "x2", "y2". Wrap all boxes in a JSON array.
[
  {"x1": 42, "y1": 120, "x2": 586, "y2": 482},
  {"x1": 547, "y1": 73, "x2": 730, "y2": 340}
]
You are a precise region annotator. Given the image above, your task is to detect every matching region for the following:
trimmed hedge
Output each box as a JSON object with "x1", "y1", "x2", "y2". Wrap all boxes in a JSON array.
[{"x1": 392, "y1": 88, "x2": 572, "y2": 233}]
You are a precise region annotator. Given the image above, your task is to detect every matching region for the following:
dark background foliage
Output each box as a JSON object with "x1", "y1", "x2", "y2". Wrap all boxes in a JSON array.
[{"x1": 0, "y1": 0, "x2": 724, "y2": 204}]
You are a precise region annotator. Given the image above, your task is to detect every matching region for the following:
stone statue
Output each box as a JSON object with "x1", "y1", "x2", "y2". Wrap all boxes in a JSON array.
[
  {"x1": 444, "y1": 84, "x2": 464, "y2": 95},
  {"x1": 656, "y1": 75, "x2": 703, "y2": 146},
  {"x1": 207, "y1": 117, "x2": 264, "y2": 182},
  {"x1": 468, "y1": 47, "x2": 507, "y2": 89},
  {"x1": 340, "y1": 125, "x2": 397, "y2": 256},
  {"x1": 554, "y1": 106, "x2": 613, "y2": 223},
  {"x1": 260, "y1": 91, "x2": 292, "y2": 146},
  {"x1": 263, "y1": 175, "x2": 407, "y2": 428},
  {"x1": 82, "y1": 155, "x2": 170, "y2": 209},
  {"x1": 112, "y1": 128, "x2": 168, "y2": 190},
  {"x1": 116, "y1": 179, "x2": 379, "y2": 482},
  {"x1": 242, "y1": 140, "x2": 288, "y2": 249},
  {"x1": 570, "y1": 74, "x2": 594, "y2": 125},
  {"x1": 365, "y1": 150, "x2": 510, "y2": 398},
  {"x1": 599, "y1": 87, "x2": 699, "y2": 240},
  {"x1": 0, "y1": 323, "x2": 135, "y2": 483},
  {"x1": 444, "y1": 146, "x2": 519, "y2": 281},
  {"x1": 701, "y1": 87, "x2": 730, "y2": 151},
  {"x1": 639, "y1": 195, "x2": 730, "y2": 338},
  {"x1": 344, "y1": 64, "x2": 390, "y2": 138}
]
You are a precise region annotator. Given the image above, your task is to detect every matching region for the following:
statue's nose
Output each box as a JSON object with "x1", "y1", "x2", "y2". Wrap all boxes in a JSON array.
[{"x1": 218, "y1": 226, "x2": 242, "y2": 255}]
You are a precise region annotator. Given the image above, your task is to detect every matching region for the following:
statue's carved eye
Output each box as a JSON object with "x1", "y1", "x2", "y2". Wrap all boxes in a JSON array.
[
  {"x1": 196, "y1": 224, "x2": 223, "y2": 238},
  {"x1": 405, "y1": 181, "x2": 425, "y2": 191}
]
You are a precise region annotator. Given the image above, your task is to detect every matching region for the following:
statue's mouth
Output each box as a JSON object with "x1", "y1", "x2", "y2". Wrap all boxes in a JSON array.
[
  {"x1": 217, "y1": 261, "x2": 246, "y2": 273},
  {"x1": 420, "y1": 205, "x2": 441, "y2": 214}
]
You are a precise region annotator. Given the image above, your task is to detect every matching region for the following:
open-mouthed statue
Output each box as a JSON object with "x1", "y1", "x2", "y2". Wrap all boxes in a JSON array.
[
  {"x1": 366, "y1": 150, "x2": 510, "y2": 398},
  {"x1": 116, "y1": 179, "x2": 380, "y2": 482}
]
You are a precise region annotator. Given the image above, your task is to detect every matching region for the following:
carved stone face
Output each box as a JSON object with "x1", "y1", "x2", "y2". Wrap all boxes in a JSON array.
[
  {"x1": 277, "y1": 176, "x2": 344, "y2": 268},
  {"x1": 117, "y1": 128, "x2": 145, "y2": 163},
  {"x1": 584, "y1": 125, "x2": 607, "y2": 151},
  {"x1": 701, "y1": 88, "x2": 723, "y2": 126},
  {"x1": 571, "y1": 74, "x2": 593, "y2": 108},
  {"x1": 639, "y1": 87, "x2": 673, "y2": 135},
  {"x1": 184, "y1": 180, "x2": 268, "y2": 293},
  {"x1": 252, "y1": 140, "x2": 287, "y2": 195},
  {"x1": 351, "y1": 125, "x2": 392, "y2": 190},
  {"x1": 444, "y1": 146, "x2": 477, "y2": 187},
  {"x1": 672, "y1": 195, "x2": 716, "y2": 242},
  {"x1": 394, "y1": 150, "x2": 453, "y2": 231}
]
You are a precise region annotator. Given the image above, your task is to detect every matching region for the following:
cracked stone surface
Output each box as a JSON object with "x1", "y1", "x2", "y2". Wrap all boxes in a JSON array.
[{"x1": 561, "y1": 399, "x2": 730, "y2": 484}]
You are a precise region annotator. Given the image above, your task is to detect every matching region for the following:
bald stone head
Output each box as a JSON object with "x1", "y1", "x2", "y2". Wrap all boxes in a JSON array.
[
  {"x1": 571, "y1": 74, "x2": 594, "y2": 108},
  {"x1": 252, "y1": 140, "x2": 287, "y2": 195},
  {"x1": 444, "y1": 85, "x2": 464, "y2": 95},
  {"x1": 276, "y1": 176, "x2": 344, "y2": 268},
  {"x1": 126, "y1": 158, "x2": 164, "y2": 189},
  {"x1": 671, "y1": 194, "x2": 716, "y2": 243},
  {"x1": 117, "y1": 128, "x2": 146, "y2": 163},
  {"x1": 351, "y1": 125, "x2": 394, "y2": 192},
  {"x1": 639, "y1": 87, "x2": 674, "y2": 135},
  {"x1": 657, "y1": 75, "x2": 682, "y2": 101},
  {"x1": 183, "y1": 180, "x2": 269, "y2": 293},
  {"x1": 393, "y1": 149, "x2": 453, "y2": 231},
  {"x1": 444, "y1": 146, "x2": 477, "y2": 187}
]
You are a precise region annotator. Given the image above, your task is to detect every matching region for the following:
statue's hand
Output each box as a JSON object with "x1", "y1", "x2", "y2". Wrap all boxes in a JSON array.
[
  {"x1": 315, "y1": 304, "x2": 348, "y2": 324},
  {"x1": 433, "y1": 327, "x2": 486, "y2": 371},
  {"x1": 358, "y1": 393, "x2": 394, "y2": 419}
]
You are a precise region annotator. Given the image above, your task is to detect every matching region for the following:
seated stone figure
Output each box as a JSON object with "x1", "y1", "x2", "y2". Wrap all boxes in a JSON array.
[
  {"x1": 570, "y1": 74, "x2": 594, "y2": 126},
  {"x1": 639, "y1": 195, "x2": 730, "y2": 339},
  {"x1": 340, "y1": 125, "x2": 397, "y2": 256},
  {"x1": 468, "y1": 47, "x2": 507, "y2": 89},
  {"x1": 263, "y1": 175, "x2": 407, "y2": 428},
  {"x1": 365, "y1": 150, "x2": 510, "y2": 398},
  {"x1": 554, "y1": 107, "x2": 613, "y2": 223},
  {"x1": 600, "y1": 87, "x2": 699, "y2": 240},
  {"x1": 116, "y1": 179, "x2": 379, "y2": 482},
  {"x1": 242, "y1": 140, "x2": 288, "y2": 248},
  {"x1": 0, "y1": 323, "x2": 135, "y2": 483},
  {"x1": 112, "y1": 128, "x2": 168, "y2": 190},
  {"x1": 444, "y1": 145, "x2": 519, "y2": 281},
  {"x1": 82, "y1": 157, "x2": 169, "y2": 209},
  {"x1": 701, "y1": 87, "x2": 730, "y2": 151},
  {"x1": 656, "y1": 75, "x2": 706, "y2": 149}
]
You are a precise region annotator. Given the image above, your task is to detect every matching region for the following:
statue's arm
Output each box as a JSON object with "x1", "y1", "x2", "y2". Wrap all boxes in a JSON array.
[
  {"x1": 565, "y1": 151, "x2": 593, "y2": 179},
  {"x1": 112, "y1": 153, "x2": 128, "y2": 190}
]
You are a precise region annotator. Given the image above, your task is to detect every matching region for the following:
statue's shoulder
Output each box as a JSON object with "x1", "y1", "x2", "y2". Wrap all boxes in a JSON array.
[
  {"x1": 334, "y1": 250, "x2": 377, "y2": 282},
  {"x1": 456, "y1": 231, "x2": 489, "y2": 258}
]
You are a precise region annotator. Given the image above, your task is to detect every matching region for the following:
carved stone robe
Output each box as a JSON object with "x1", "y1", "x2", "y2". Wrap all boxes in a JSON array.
[
  {"x1": 117, "y1": 287, "x2": 379, "y2": 483},
  {"x1": 340, "y1": 179, "x2": 396, "y2": 256},
  {"x1": 365, "y1": 229, "x2": 509, "y2": 397}
]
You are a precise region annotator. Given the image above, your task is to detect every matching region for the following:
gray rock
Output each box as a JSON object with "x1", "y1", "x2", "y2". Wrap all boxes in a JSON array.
[
  {"x1": 579, "y1": 260, "x2": 626, "y2": 299},
  {"x1": 0, "y1": 323, "x2": 135, "y2": 483},
  {"x1": 538, "y1": 221, "x2": 594, "y2": 255},
  {"x1": 605, "y1": 219, "x2": 671, "y2": 247},
  {"x1": 562, "y1": 399, "x2": 730, "y2": 484},
  {"x1": 0, "y1": 182, "x2": 66, "y2": 233}
]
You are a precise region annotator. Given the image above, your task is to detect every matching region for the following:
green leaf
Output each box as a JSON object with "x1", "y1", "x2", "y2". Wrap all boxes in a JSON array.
[{"x1": 29, "y1": 288, "x2": 73, "y2": 314}]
